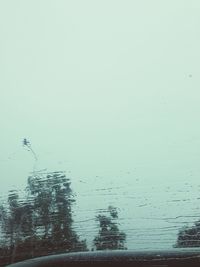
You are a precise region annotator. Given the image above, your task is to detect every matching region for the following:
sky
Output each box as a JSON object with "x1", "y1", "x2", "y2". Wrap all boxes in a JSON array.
[{"x1": 0, "y1": 0, "x2": 200, "y2": 249}]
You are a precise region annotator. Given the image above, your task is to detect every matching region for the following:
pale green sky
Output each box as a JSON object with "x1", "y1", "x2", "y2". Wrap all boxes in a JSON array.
[{"x1": 0, "y1": 1, "x2": 200, "y2": 249}]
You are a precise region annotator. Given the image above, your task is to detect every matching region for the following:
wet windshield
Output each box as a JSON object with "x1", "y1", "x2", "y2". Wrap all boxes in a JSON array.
[{"x1": 0, "y1": 1, "x2": 200, "y2": 266}]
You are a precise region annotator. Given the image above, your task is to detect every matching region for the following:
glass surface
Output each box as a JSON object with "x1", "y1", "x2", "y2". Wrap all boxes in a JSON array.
[{"x1": 0, "y1": 1, "x2": 200, "y2": 265}]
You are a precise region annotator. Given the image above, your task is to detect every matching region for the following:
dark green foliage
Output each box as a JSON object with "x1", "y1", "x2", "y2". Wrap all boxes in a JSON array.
[
  {"x1": 27, "y1": 171, "x2": 87, "y2": 254},
  {"x1": 0, "y1": 191, "x2": 35, "y2": 264},
  {"x1": 0, "y1": 171, "x2": 88, "y2": 266},
  {"x1": 93, "y1": 206, "x2": 126, "y2": 250},
  {"x1": 175, "y1": 220, "x2": 200, "y2": 247}
]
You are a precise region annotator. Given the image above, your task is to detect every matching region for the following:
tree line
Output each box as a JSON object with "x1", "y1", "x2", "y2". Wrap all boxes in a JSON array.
[
  {"x1": 0, "y1": 170, "x2": 126, "y2": 266},
  {"x1": 1, "y1": 169, "x2": 199, "y2": 265}
]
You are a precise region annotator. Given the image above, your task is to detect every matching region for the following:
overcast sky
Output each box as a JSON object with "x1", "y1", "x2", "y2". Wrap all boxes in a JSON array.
[{"x1": 1, "y1": 1, "x2": 200, "y2": 249}]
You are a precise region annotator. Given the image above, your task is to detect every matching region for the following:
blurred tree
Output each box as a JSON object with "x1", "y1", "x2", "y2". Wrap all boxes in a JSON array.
[
  {"x1": 0, "y1": 204, "x2": 8, "y2": 247},
  {"x1": 0, "y1": 191, "x2": 35, "y2": 263},
  {"x1": 0, "y1": 170, "x2": 88, "y2": 266},
  {"x1": 93, "y1": 206, "x2": 126, "y2": 250},
  {"x1": 27, "y1": 171, "x2": 88, "y2": 254},
  {"x1": 175, "y1": 220, "x2": 200, "y2": 247}
]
